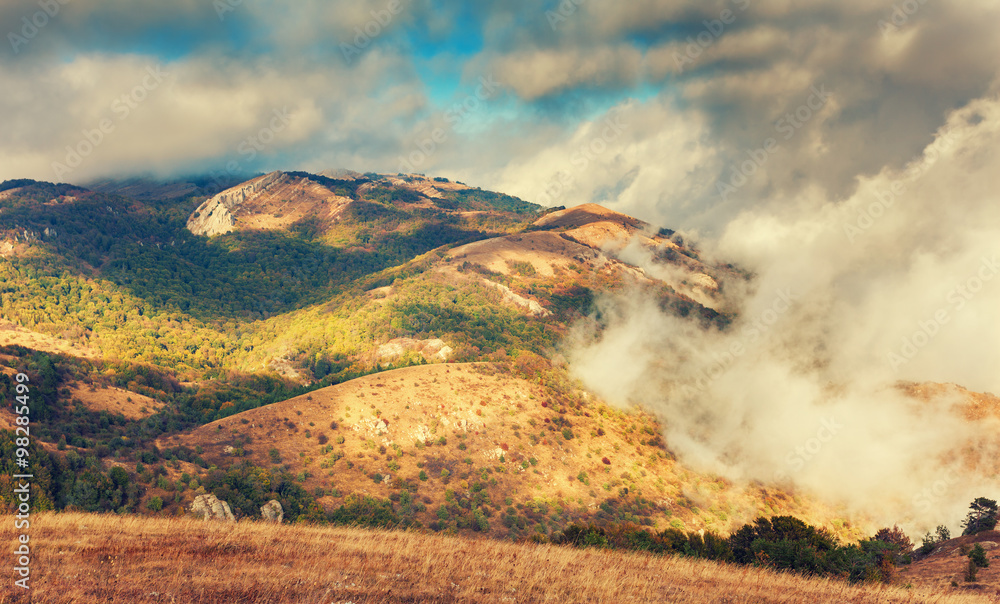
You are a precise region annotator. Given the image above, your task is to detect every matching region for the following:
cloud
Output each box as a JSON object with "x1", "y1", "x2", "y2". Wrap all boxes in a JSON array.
[
  {"x1": 0, "y1": 50, "x2": 423, "y2": 182},
  {"x1": 489, "y1": 45, "x2": 644, "y2": 100},
  {"x1": 566, "y1": 90, "x2": 1000, "y2": 532}
]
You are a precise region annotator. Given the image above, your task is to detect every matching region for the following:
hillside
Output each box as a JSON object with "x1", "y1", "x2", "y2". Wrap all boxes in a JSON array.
[
  {"x1": 2, "y1": 171, "x2": 999, "y2": 600},
  {"x1": 2, "y1": 511, "x2": 995, "y2": 604},
  {"x1": 902, "y1": 530, "x2": 1000, "y2": 591},
  {"x1": 186, "y1": 170, "x2": 538, "y2": 239},
  {"x1": 157, "y1": 362, "x2": 857, "y2": 539},
  {"x1": 0, "y1": 171, "x2": 755, "y2": 535}
]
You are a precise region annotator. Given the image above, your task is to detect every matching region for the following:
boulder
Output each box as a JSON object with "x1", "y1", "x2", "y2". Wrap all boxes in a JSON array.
[
  {"x1": 260, "y1": 499, "x2": 283, "y2": 523},
  {"x1": 190, "y1": 493, "x2": 235, "y2": 522}
]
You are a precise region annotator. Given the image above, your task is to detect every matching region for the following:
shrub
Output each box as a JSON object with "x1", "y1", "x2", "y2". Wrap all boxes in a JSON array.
[
  {"x1": 419, "y1": 470, "x2": 428, "y2": 481},
  {"x1": 965, "y1": 558, "x2": 979, "y2": 582},
  {"x1": 268, "y1": 448, "x2": 281, "y2": 464},
  {"x1": 969, "y1": 544, "x2": 990, "y2": 569},
  {"x1": 873, "y1": 525, "x2": 912, "y2": 562},
  {"x1": 918, "y1": 533, "x2": 937, "y2": 556},
  {"x1": 936, "y1": 525, "x2": 951, "y2": 541},
  {"x1": 561, "y1": 428, "x2": 574, "y2": 440},
  {"x1": 473, "y1": 508, "x2": 489, "y2": 532},
  {"x1": 328, "y1": 494, "x2": 402, "y2": 528},
  {"x1": 601, "y1": 457, "x2": 611, "y2": 465},
  {"x1": 557, "y1": 524, "x2": 608, "y2": 548},
  {"x1": 146, "y1": 496, "x2": 163, "y2": 511},
  {"x1": 918, "y1": 525, "x2": 953, "y2": 556},
  {"x1": 317, "y1": 434, "x2": 328, "y2": 445}
]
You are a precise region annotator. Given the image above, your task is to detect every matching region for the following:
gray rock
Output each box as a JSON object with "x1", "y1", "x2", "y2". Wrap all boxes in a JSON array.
[
  {"x1": 260, "y1": 499, "x2": 283, "y2": 523},
  {"x1": 190, "y1": 493, "x2": 235, "y2": 522},
  {"x1": 186, "y1": 171, "x2": 284, "y2": 236}
]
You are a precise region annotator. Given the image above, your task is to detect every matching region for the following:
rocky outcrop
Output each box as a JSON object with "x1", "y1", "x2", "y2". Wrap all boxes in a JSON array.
[
  {"x1": 376, "y1": 338, "x2": 454, "y2": 363},
  {"x1": 260, "y1": 499, "x2": 283, "y2": 523},
  {"x1": 186, "y1": 171, "x2": 285, "y2": 236},
  {"x1": 481, "y1": 279, "x2": 550, "y2": 317},
  {"x1": 190, "y1": 493, "x2": 235, "y2": 522}
]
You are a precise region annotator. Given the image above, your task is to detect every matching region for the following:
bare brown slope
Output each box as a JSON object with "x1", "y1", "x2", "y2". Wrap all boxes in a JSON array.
[
  {"x1": 185, "y1": 171, "x2": 481, "y2": 237},
  {"x1": 4, "y1": 511, "x2": 996, "y2": 604},
  {"x1": 186, "y1": 171, "x2": 353, "y2": 236},
  {"x1": 434, "y1": 203, "x2": 727, "y2": 316},
  {"x1": 158, "y1": 363, "x2": 860, "y2": 540},
  {"x1": 532, "y1": 202, "x2": 678, "y2": 251},
  {"x1": 901, "y1": 531, "x2": 1000, "y2": 592},
  {"x1": 534, "y1": 202, "x2": 650, "y2": 230}
]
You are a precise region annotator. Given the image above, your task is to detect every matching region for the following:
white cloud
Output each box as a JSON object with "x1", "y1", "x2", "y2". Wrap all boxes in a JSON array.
[{"x1": 567, "y1": 91, "x2": 1000, "y2": 532}]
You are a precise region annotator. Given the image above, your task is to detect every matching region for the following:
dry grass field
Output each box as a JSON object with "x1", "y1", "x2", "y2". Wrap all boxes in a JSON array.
[{"x1": 2, "y1": 512, "x2": 998, "y2": 604}]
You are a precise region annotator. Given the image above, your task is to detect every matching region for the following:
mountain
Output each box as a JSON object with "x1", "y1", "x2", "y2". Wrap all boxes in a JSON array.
[
  {"x1": 0, "y1": 170, "x2": 782, "y2": 534},
  {"x1": 185, "y1": 170, "x2": 538, "y2": 238},
  {"x1": 1, "y1": 170, "x2": 998, "y2": 598}
]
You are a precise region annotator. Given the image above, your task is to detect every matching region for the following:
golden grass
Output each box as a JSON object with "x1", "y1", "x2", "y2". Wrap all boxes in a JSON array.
[{"x1": 2, "y1": 512, "x2": 995, "y2": 604}]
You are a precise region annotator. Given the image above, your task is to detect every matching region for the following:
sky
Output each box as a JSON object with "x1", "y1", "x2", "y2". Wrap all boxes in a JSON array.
[
  {"x1": 4, "y1": 0, "x2": 1000, "y2": 530},
  {"x1": 1, "y1": 0, "x2": 994, "y2": 229}
]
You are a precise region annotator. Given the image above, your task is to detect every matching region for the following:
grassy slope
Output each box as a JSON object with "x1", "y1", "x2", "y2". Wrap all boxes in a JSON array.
[
  {"x1": 155, "y1": 363, "x2": 863, "y2": 540},
  {"x1": 1, "y1": 511, "x2": 993, "y2": 604},
  {"x1": 900, "y1": 531, "x2": 1000, "y2": 591},
  {"x1": 0, "y1": 176, "x2": 547, "y2": 375}
]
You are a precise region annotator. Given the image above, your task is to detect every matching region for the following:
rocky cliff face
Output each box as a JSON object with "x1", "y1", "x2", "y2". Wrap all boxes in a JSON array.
[{"x1": 186, "y1": 171, "x2": 285, "y2": 236}]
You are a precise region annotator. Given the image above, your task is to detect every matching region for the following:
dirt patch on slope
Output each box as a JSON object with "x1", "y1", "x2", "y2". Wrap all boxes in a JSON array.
[
  {"x1": 0, "y1": 320, "x2": 99, "y2": 359},
  {"x1": 69, "y1": 384, "x2": 165, "y2": 419},
  {"x1": 445, "y1": 231, "x2": 601, "y2": 277}
]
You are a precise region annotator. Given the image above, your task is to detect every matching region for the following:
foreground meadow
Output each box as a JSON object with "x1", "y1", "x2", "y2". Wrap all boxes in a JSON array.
[{"x1": 2, "y1": 513, "x2": 998, "y2": 603}]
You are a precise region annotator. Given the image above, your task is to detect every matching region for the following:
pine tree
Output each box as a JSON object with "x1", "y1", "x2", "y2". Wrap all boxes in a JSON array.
[{"x1": 961, "y1": 497, "x2": 999, "y2": 536}]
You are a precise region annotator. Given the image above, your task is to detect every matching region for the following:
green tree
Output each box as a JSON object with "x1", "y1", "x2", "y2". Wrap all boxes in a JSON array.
[
  {"x1": 961, "y1": 497, "x2": 999, "y2": 536},
  {"x1": 969, "y1": 544, "x2": 990, "y2": 569}
]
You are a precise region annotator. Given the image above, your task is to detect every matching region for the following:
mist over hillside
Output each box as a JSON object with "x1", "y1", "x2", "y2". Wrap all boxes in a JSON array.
[{"x1": 3, "y1": 0, "x2": 1000, "y2": 598}]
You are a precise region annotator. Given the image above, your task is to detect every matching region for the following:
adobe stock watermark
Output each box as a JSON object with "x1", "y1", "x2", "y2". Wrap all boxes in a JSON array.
[
  {"x1": 51, "y1": 65, "x2": 171, "y2": 179},
  {"x1": 773, "y1": 417, "x2": 844, "y2": 483},
  {"x1": 886, "y1": 254, "x2": 999, "y2": 370},
  {"x1": 717, "y1": 84, "x2": 831, "y2": 201},
  {"x1": 545, "y1": 0, "x2": 590, "y2": 30},
  {"x1": 912, "y1": 467, "x2": 960, "y2": 514},
  {"x1": 7, "y1": 0, "x2": 70, "y2": 55},
  {"x1": 396, "y1": 75, "x2": 501, "y2": 173},
  {"x1": 672, "y1": 0, "x2": 751, "y2": 73},
  {"x1": 213, "y1": 0, "x2": 245, "y2": 21},
  {"x1": 534, "y1": 111, "x2": 627, "y2": 206},
  {"x1": 340, "y1": 0, "x2": 405, "y2": 62},
  {"x1": 11, "y1": 372, "x2": 33, "y2": 590},
  {"x1": 878, "y1": 0, "x2": 932, "y2": 36},
  {"x1": 204, "y1": 107, "x2": 293, "y2": 193},
  {"x1": 843, "y1": 129, "x2": 957, "y2": 244},
  {"x1": 678, "y1": 287, "x2": 800, "y2": 396}
]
